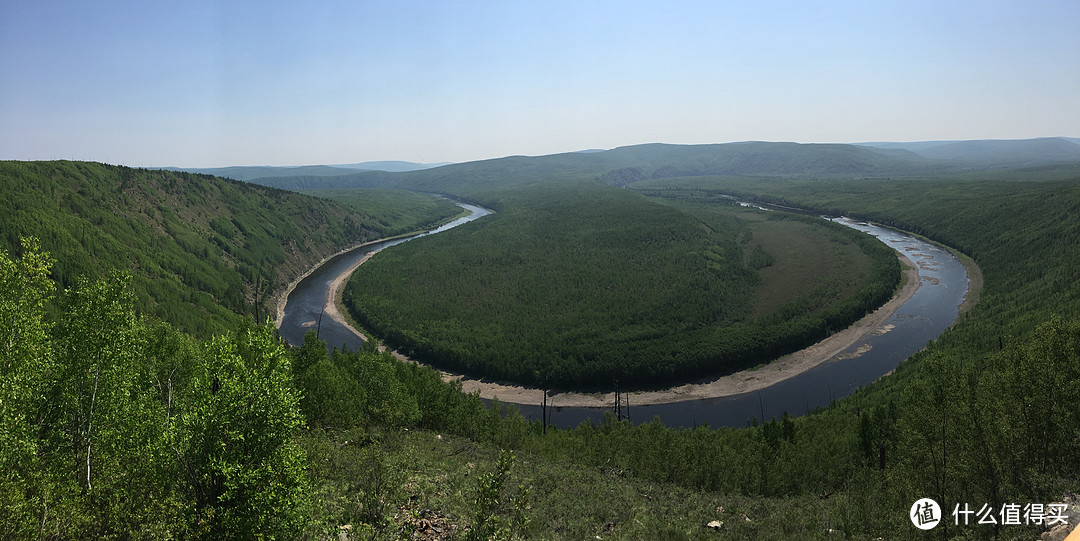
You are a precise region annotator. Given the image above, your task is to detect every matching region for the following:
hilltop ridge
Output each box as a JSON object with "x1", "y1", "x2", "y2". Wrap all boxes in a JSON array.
[{"x1": 226, "y1": 138, "x2": 1080, "y2": 195}]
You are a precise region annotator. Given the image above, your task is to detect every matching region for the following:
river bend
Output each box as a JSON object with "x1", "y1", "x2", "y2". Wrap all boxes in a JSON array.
[{"x1": 279, "y1": 204, "x2": 969, "y2": 429}]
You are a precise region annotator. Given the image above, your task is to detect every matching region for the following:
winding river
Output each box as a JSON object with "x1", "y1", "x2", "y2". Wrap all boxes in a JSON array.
[
  {"x1": 277, "y1": 202, "x2": 492, "y2": 349},
  {"x1": 279, "y1": 202, "x2": 969, "y2": 429}
]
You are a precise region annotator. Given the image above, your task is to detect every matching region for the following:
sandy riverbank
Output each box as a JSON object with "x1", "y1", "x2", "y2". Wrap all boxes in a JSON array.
[
  {"x1": 273, "y1": 234, "x2": 417, "y2": 330},
  {"x1": 451, "y1": 258, "x2": 922, "y2": 407},
  {"x1": 319, "y1": 250, "x2": 924, "y2": 408},
  {"x1": 274, "y1": 205, "x2": 475, "y2": 329},
  {"x1": 324, "y1": 252, "x2": 376, "y2": 340}
]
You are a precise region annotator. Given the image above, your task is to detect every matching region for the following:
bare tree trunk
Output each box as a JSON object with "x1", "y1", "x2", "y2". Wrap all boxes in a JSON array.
[{"x1": 86, "y1": 363, "x2": 100, "y2": 492}]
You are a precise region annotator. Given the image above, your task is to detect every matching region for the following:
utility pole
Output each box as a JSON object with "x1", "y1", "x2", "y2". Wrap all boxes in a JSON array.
[
  {"x1": 614, "y1": 379, "x2": 621, "y2": 421},
  {"x1": 612, "y1": 379, "x2": 630, "y2": 422},
  {"x1": 541, "y1": 388, "x2": 548, "y2": 434}
]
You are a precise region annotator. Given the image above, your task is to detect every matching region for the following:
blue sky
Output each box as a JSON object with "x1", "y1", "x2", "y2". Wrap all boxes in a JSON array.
[{"x1": 2, "y1": 0, "x2": 1078, "y2": 167}]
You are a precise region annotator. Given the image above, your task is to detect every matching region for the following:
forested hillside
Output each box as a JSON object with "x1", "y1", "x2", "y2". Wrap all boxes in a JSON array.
[
  {"x1": 1, "y1": 241, "x2": 310, "y2": 538},
  {"x1": 344, "y1": 181, "x2": 899, "y2": 387},
  {"x1": 859, "y1": 137, "x2": 1080, "y2": 168},
  {"x1": 326, "y1": 153, "x2": 1080, "y2": 538},
  {"x1": 308, "y1": 143, "x2": 933, "y2": 389},
  {"x1": 3, "y1": 149, "x2": 1080, "y2": 539},
  {"x1": 283, "y1": 165, "x2": 1080, "y2": 538},
  {"x1": 618, "y1": 171, "x2": 1080, "y2": 534},
  {"x1": 243, "y1": 139, "x2": 1080, "y2": 196},
  {"x1": 0, "y1": 161, "x2": 460, "y2": 336},
  {"x1": 344, "y1": 169, "x2": 1080, "y2": 539}
]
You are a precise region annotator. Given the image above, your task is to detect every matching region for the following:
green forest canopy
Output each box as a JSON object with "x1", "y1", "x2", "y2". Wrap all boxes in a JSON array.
[
  {"x1": 0, "y1": 161, "x2": 460, "y2": 336},
  {"x1": 6, "y1": 163, "x2": 1079, "y2": 537},
  {"x1": 344, "y1": 181, "x2": 900, "y2": 388},
  {"x1": 2, "y1": 147, "x2": 1079, "y2": 538}
]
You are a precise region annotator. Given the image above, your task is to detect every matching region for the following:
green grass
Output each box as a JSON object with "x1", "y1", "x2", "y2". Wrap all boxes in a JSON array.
[
  {"x1": 749, "y1": 218, "x2": 871, "y2": 317},
  {"x1": 302, "y1": 427, "x2": 912, "y2": 541}
]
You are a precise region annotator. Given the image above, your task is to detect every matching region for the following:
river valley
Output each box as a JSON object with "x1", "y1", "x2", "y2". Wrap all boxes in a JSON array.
[{"x1": 279, "y1": 202, "x2": 971, "y2": 429}]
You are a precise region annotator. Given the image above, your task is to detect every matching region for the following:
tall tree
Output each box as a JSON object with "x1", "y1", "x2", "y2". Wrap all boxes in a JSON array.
[
  {"x1": 172, "y1": 323, "x2": 311, "y2": 538},
  {"x1": 0, "y1": 238, "x2": 55, "y2": 537}
]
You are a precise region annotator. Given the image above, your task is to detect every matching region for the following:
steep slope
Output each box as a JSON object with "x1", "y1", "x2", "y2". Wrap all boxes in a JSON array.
[{"x1": 0, "y1": 161, "x2": 458, "y2": 336}]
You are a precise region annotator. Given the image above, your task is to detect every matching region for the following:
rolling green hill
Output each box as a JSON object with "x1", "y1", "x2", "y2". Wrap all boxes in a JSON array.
[
  {"x1": 244, "y1": 141, "x2": 949, "y2": 195},
  {"x1": 592, "y1": 142, "x2": 946, "y2": 183},
  {"x1": 247, "y1": 139, "x2": 1080, "y2": 197},
  {"x1": 310, "y1": 162, "x2": 1080, "y2": 539},
  {"x1": 859, "y1": 136, "x2": 1080, "y2": 167},
  {"x1": 161, "y1": 160, "x2": 447, "y2": 181},
  {"x1": 0, "y1": 161, "x2": 460, "y2": 336},
  {"x1": 159, "y1": 164, "x2": 364, "y2": 181}
]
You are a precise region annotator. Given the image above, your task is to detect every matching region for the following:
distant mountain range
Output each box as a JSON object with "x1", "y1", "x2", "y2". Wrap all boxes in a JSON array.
[
  {"x1": 856, "y1": 137, "x2": 1080, "y2": 168},
  {"x1": 157, "y1": 161, "x2": 449, "y2": 181},
  {"x1": 158, "y1": 137, "x2": 1079, "y2": 193},
  {"x1": 331, "y1": 160, "x2": 454, "y2": 172}
]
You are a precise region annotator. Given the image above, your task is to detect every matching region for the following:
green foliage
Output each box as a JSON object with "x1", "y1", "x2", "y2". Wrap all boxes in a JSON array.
[
  {"x1": 301, "y1": 428, "x2": 406, "y2": 538},
  {"x1": 0, "y1": 238, "x2": 56, "y2": 538},
  {"x1": 173, "y1": 323, "x2": 310, "y2": 538},
  {"x1": 892, "y1": 317, "x2": 1080, "y2": 523},
  {"x1": 314, "y1": 166, "x2": 1080, "y2": 538},
  {"x1": 51, "y1": 271, "x2": 177, "y2": 536},
  {"x1": 6, "y1": 148, "x2": 1080, "y2": 539},
  {"x1": 630, "y1": 171, "x2": 1080, "y2": 537},
  {"x1": 0, "y1": 161, "x2": 460, "y2": 337},
  {"x1": 466, "y1": 449, "x2": 529, "y2": 541},
  {"x1": 304, "y1": 188, "x2": 464, "y2": 238},
  {"x1": 292, "y1": 333, "x2": 421, "y2": 431},
  {"x1": 345, "y1": 182, "x2": 898, "y2": 388},
  {"x1": 0, "y1": 243, "x2": 312, "y2": 538}
]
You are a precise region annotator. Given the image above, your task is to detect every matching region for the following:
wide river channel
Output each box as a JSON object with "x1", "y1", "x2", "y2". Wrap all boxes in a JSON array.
[{"x1": 279, "y1": 200, "x2": 969, "y2": 429}]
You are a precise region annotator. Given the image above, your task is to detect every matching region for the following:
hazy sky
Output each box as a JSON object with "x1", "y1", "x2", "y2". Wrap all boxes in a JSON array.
[{"x1": 2, "y1": 0, "x2": 1078, "y2": 167}]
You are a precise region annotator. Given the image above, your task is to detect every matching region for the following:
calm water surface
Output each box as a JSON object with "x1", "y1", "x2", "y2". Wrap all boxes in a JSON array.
[{"x1": 278, "y1": 202, "x2": 491, "y2": 349}]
